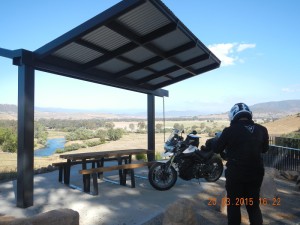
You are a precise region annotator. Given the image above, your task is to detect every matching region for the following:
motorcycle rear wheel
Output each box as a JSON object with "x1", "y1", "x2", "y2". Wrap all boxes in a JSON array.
[
  {"x1": 148, "y1": 162, "x2": 177, "y2": 191},
  {"x1": 204, "y1": 156, "x2": 224, "y2": 182}
]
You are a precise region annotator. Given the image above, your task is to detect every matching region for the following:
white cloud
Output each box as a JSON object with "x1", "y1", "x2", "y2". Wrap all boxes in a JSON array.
[
  {"x1": 237, "y1": 43, "x2": 256, "y2": 52},
  {"x1": 281, "y1": 84, "x2": 300, "y2": 93},
  {"x1": 208, "y1": 42, "x2": 256, "y2": 67}
]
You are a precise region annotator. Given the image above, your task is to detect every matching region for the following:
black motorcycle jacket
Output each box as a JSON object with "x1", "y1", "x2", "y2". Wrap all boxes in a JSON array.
[{"x1": 215, "y1": 119, "x2": 269, "y2": 181}]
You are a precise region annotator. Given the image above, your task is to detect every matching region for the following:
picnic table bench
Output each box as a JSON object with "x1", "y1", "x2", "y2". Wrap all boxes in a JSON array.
[
  {"x1": 52, "y1": 156, "x2": 130, "y2": 183},
  {"x1": 79, "y1": 162, "x2": 151, "y2": 195}
]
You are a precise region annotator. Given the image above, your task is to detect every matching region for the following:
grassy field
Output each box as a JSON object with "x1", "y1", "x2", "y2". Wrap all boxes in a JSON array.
[
  {"x1": 1, "y1": 114, "x2": 299, "y2": 181},
  {"x1": 0, "y1": 131, "x2": 211, "y2": 180}
]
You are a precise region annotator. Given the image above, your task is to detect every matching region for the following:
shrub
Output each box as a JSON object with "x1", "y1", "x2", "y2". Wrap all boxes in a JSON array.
[
  {"x1": 95, "y1": 129, "x2": 107, "y2": 143},
  {"x1": 107, "y1": 128, "x2": 123, "y2": 141},
  {"x1": 85, "y1": 140, "x2": 103, "y2": 147},
  {"x1": 55, "y1": 148, "x2": 65, "y2": 154},
  {"x1": 55, "y1": 143, "x2": 81, "y2": 153},
  {"x1": 65, "y1": 128, "x2": 95, "y2": 141},
  {"x1": 136, "y1": 153, "x2": 147, "y2": 161},
  {"x1": 136, "y1": 153, "x2": 163, "y2": 161},
  {"x1": 276, "y1": 135, "x2": 300, "y2": 149}
]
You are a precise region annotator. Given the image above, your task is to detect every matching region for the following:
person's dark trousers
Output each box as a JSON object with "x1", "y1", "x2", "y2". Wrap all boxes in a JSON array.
[{"x1": 225, "y1": 176, "x2": 263, "y2": 225}]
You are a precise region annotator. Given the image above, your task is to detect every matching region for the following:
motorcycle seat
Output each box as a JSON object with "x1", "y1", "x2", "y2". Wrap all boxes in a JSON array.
[{"x1": 195, "y1": 149, "x2": 214, "y2": 160}]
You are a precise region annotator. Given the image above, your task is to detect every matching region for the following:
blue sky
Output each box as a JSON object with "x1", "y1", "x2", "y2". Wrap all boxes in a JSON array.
[{"x1": 0, "y1": 0, "x2": 299, "y2": 114}]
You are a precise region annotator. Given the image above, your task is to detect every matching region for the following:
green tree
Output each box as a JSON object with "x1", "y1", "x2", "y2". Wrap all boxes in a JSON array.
[
  {"x1": 129, "y1": 123, "x2": 135, "y2": 132},
  {"x1": 173, "y1": 123, "x2": 184, "y2": 131},
  {"x1": 34, "y1": 122, "x2": 48, "y2": 145},
  {"x1": 200, "y1": 123, "x2": 205, "y2": 130},
  {"x1": 1, "y1": 129, "x2": 17, "y2": 153},
  {"x1": 0, "y1": 127, "x2": 7, "y2": 145},
  {"x1": 191, "y1": 125, "x2": 198, "y2": 131},
  {"x1": 155, "y1": 123, "x2": 163, "y2": 133},
  {"x1": 107, "y1": 128, "x2": 123, "y2": 141},
  {"x1": 105, "y1": 122, "x2": 115, "y2": 129},
  {"x1": 137, "y1": 121, "x2": 146, "y2": 131},
  {"x1": 96, "y1": 129, "x2": 107, "y2": 143}
]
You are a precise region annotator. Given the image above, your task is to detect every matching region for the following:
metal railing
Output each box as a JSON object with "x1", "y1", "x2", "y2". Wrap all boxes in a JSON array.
[{"x1": 263, "y1": 145, "x2": 300, "y2": 171}]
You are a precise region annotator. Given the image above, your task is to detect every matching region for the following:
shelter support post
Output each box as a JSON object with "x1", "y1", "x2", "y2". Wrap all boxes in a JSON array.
[
  {"x1": 17, "y1": 64, "x2": 35, "y2": 208},
  {"x1": 147, "y1": 94, "x2": 155, "y2": 162}
]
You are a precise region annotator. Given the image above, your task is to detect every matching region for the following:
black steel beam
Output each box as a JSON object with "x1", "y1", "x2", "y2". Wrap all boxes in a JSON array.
[
  {"x1": 113, "y1": 56, "x2": 162, "y2": 79},
  {"x1": 0, "y1": 48, "x2": 23, "y2": 59},
  {"x1": 106, "y1": 21, "x2": 197, "y2": 75},
  {"x1": 147, "y1": 94, "x2": 155, "y2": 162},
  {"x1": 137, "y1": 66, "x2": 179, "y2": 85},
  {"x1": 17, "y1": 64, "x2": 35, "y2": 208},
  {"x1": 114, "y1": 41, "x2": 195, "y2": 79},
  {"x1": 153, "y1": 62, "x2": 220, "y2": 89},
  {"x1": 80, "y1": 23, "x2": 176, "y2": 71},
  {"x1": 81, "y1": 42, "x2": 138, "y2": 70},
  {"x1": 33, "y1": 57, "x2": 169, "y2": 97},
  {"x1": 75, "y1": 39, "x2": 108, "y2": 54},
  {"x1": 137, "y1": 53, "x2": 209, "y2": 85}
]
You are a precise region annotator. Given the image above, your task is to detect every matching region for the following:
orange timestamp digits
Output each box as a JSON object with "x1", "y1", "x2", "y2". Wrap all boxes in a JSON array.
[
  {"x1": 259, "y1": 197, "x2": 281, "y2": 206},
  {"x1": 221, "y1": 197, "x2": 255, "y2": 206},
  {"x1": 207, "y1": 197, "x2": 281, "y2": 207},
  {"x1": 207, "y1": 197, "x2": 217, "y2": 206}
]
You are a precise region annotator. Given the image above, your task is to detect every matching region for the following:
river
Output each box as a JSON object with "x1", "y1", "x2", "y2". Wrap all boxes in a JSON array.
[{"x1": 34, "y1": 138, "x2": 66, "y2": 157}]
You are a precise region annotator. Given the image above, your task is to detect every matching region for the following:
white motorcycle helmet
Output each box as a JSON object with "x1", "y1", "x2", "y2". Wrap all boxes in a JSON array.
[{"x1": 228, "y1": 103, "x2": 252, "y2": 122}]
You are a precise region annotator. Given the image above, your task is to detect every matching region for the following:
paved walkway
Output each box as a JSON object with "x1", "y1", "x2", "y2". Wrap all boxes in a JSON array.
[{"x1": 0, "y1": 164, "x2": 299, "y2": 225}]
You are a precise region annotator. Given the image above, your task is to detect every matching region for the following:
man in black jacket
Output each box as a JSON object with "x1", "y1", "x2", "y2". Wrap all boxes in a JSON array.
[{"x1": 215, "y1": 103, "x2": 269, "y2": 225}]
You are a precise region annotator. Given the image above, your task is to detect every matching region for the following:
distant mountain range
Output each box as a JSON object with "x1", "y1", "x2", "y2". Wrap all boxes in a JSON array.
[
  {"x1": 0, "y1": 104, "x2": 17, "y2": 113},
  {"x1": 0, "y1": 99, "x2": 299, "y2": 120},
  {"x1": 250, "y1": 100, "x2": 300, "y2": 116}
]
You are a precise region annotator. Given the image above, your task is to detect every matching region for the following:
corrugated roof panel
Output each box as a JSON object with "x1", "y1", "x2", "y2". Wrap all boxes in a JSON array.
[
  {"x1": 95, "y1": 58, "x2": 132, "y2": 73},
  {"x1": 173, "y1": 47, "x2": 206, "y2": 62},
  {"x1": 117, "y1": 1, "x2": 171, "y2": 36},
  {"x1": 31, "y1": 0, "x2": 220, "y2": 96},
  {"x1": 52, "y1": 42, "x2": 103, "y2": 64},
  {"x1": 121, "y1": 46, "x2": 156, "y2": 63},
  {"x1": 125, "y1": 69, "x2": 153, "y2": 80},
  {"x1": 148, "y1": 76, "x2": 170, "y2": 85},
  {"x1": 82, "y1": 26, "x2": 130, "y2": 51},
  {"x1": 190, "y1": 58, "x2": 216, "y2": 70},
  {"x1": 168, "y1": 69, "x2": 186, "y2": 78},
  {"x1": 150, "y1": 29, "x2": 191, "y2": 52},
  {"x1": 148, "y1": 60, "x2": 174, "y2": 71}
]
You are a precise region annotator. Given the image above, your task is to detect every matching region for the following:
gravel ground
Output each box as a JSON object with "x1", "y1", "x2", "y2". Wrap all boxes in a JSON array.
[{"x1": 0, "y1": 164, "x2": 299, "y2": 225}]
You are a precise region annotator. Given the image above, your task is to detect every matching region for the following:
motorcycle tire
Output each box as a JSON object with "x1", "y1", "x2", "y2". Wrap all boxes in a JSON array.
[
  {"x1": 148, "y1": 162, "x2": 177, "y2": 191},
  {"x1": 204, "y1": 156, "x2": 224, "y2": 182}
]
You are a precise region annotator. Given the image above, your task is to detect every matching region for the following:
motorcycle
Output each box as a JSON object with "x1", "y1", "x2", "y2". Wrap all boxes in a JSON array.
[{"x1": 148, "y1": 129, "x2": 224, "y2": 191}]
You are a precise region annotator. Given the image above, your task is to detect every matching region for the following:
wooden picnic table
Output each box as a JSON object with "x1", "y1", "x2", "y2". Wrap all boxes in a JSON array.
[
  {"x1": 56, "y1": 149, "x2": 153, "y2": 193},
  {"x1": 59, "y1": 149, "x2": 151, "y2": 161}
]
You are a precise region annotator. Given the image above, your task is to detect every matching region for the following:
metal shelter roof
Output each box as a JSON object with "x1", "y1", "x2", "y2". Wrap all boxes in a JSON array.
[
  {"x1": 11, "y1": 0, "x2": 220, "y2": 97},
  {"x1": 0, "y1": 0, "x2": 221, "y2": 208}
]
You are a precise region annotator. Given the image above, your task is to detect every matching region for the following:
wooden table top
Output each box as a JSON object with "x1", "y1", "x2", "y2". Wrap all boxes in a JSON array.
[{"x1": 59, "y1": 149, "x2": 153, "y2": 161}]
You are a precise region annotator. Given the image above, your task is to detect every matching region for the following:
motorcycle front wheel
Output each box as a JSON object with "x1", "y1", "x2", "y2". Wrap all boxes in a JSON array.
[
  {"x1": 148, "y1": 162, "x2": 177, "y2": 191},
  {"x1": 204, "y1": 156, "x2": 224, "y2": 182}
]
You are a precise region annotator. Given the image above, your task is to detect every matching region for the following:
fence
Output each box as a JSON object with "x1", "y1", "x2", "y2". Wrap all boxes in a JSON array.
[{"x1": 263, "y1": 145, "x2": 300, "y2": 171}]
